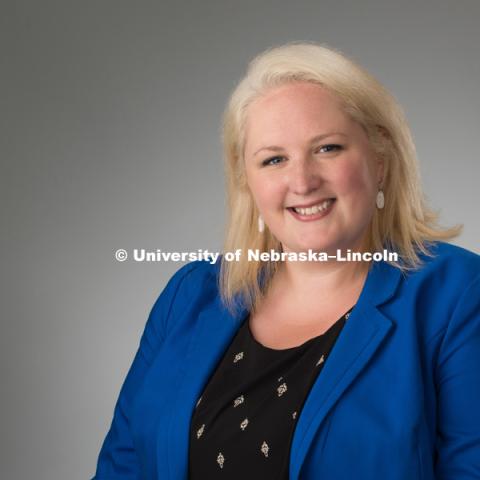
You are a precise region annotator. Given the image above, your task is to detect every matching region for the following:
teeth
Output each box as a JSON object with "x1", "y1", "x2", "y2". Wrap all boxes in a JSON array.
[{"x1": 293, "y1": 199, "x2": 333, "y2": 216}]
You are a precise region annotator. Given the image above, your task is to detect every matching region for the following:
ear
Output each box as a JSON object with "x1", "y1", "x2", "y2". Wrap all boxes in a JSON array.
[
  {"x1": 374, "y1": 125, "x2": 390, "y2": 186},
  {"x1": 376, "y1": 155, "x2": 385, "y2": 186},
  {"x1": 375, "y1": 124, "x2": 391, "y2": 141}
]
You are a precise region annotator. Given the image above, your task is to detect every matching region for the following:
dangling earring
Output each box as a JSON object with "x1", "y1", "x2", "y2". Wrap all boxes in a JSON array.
[
  {"x1": 376, "y1": 190, "x2": 385, "y2": 209},
  {"x1": 258, "y1": 215, "x2": 265, "y2": 233}
]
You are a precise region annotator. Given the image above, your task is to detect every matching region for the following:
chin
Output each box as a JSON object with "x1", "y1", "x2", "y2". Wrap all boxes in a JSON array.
[
  {"x1": 287, "y1": 243, "x2": 337, "y2": 254},
  {"x1": 297, "y1": 237, "x2": 339, "y2": 254}
]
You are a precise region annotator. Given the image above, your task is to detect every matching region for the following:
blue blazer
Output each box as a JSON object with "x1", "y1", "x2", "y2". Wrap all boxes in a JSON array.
[{"x1": 92, "y1": 242, "x2": 480, "y2": 479}]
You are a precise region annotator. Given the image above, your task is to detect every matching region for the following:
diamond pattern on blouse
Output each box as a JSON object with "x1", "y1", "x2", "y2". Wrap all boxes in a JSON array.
[
  {"x1": 277, "y1": 382, "x2": 287, "y2": 396},
  {"x1": 233, "y1": 351, "x2": 244, "y2": 363},
  {"x1": 189, "y1": 311, "x2": 348, "y2": 478},
  {"x1": 217, "y1": 452, "x2": 225, "y2": 469},
  {"x1": 316, "y1": 354, "x2": 325, "y2": 366},
  {"x1": 196, "y1": 424, "x2": 205, "y2": 439},
  {"x1": 261, "y1": 441, "x2": 269, "y2": 457}
]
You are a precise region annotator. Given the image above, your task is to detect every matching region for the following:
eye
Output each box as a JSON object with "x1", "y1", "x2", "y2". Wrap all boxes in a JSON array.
[
  {"x1": 317, "y1": 144, "x2": 343, "y2": 154},
  {"x1": 262, "y1": 155, "x2": 285, "y2": 166}
]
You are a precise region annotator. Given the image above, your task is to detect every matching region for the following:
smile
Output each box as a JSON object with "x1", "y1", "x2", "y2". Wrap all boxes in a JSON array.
[
  {"x1": 291, "y1": 199, "x2": 335, "y2": 215},
  {"x1": 287, "y1": 198, "x2": 336, "y2": 221}
]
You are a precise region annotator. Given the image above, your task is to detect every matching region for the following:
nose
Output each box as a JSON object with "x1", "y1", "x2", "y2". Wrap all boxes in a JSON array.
[{"x1": 288, "y1": 156, "x2": 322, "y2": 196}]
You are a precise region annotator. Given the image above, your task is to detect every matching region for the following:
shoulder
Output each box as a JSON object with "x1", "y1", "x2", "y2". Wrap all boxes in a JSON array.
[
  {"x1": 412, "y1": 241, "x2": 480, "y2": 284},
  {"x1": 142, "y1": 260, "x2": 221, "y2": 344},
  {"x1": 391, "y1": 242, "x2": 480, "y2": 319},
  {"x1": 167, "y1": 258, "x2": 218, "y2": 283},
  {"x1": 422, "y1": 241, "x2": 480, "y2": 266},
  {"x1": 375, "y1": 242, "x2": 480, "y2": 351},
  {"x1": 158, "y1": 259, "x2": 220, "y2": 302}
]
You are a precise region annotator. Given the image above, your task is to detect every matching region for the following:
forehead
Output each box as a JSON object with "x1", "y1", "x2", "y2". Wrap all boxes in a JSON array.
[{"x1": 244, "y1": 82, "x2": 356, "y2": 152}]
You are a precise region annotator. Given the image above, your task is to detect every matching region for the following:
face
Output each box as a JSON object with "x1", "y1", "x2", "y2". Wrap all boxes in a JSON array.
[{"x1": 243, "y1": 82, "x2": 383, "y2": 255}]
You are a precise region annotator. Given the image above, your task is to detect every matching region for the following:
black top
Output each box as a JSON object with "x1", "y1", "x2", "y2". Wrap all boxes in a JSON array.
[{"x1": 188, "y1": 309, "x2": 351, "y2": 479}]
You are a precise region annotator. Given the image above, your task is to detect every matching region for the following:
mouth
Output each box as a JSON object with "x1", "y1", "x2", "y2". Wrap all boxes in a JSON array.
[{"x1": 287, "y1": 198, "x2": 336, "y2": 221}]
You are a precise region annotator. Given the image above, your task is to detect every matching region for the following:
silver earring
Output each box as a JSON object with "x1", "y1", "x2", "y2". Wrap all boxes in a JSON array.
[
  {"x1": 376, "y1": 190, "x2": 385, "y2": 209},
  {"x1": 258, "y1": 215, "x2": 265, "y2": 233}
]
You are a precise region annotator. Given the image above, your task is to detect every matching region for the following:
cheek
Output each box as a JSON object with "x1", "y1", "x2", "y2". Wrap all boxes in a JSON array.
[
  {"x1": 248, "y1": 175, "x2": 284, "y2": 210},
  {"x1": 333, "y1": 159, "x2": 376, "y2": 200}
]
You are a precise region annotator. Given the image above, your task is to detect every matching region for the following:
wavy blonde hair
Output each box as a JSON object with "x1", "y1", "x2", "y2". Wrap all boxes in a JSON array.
[{"x1": 219, "y1": 41, "x2": 461, "y2": 314}]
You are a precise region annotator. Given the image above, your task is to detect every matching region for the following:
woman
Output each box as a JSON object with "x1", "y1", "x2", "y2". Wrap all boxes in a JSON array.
[{"x1": 92, "y1": 43, "x2": 480, "y2": 479}]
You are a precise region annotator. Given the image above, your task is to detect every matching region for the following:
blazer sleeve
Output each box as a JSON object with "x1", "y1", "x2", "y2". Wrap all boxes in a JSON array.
[
  {"x1": 435, "y1": 274, "x2": 480, "y2": 479},
  {"x1": 91, "y1": 262, "x2": 201, "y2": 480}
]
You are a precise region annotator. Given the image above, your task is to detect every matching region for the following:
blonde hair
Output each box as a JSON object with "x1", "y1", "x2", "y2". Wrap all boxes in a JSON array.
[{"x1": 219, "y1": 41, "x2": 461, "y2": 314}]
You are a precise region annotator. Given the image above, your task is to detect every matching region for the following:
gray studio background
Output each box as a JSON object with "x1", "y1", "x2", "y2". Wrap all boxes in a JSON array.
[{"x1": 2, "y1": 1, "x2": 479, "y2": 478}]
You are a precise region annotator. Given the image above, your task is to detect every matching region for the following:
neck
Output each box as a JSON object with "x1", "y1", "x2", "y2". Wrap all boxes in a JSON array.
[
  {"x1": 278, "y1": 234, "x2": 372, "y2": 292},
  {"x1": 277, "y1": 256, "x2": 370, "y2": 296}
]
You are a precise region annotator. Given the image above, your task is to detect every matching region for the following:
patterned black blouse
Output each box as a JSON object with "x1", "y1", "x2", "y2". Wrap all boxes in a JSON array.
[{"x1": 188, "y1": 308, "x2": 351, "y2": 479}]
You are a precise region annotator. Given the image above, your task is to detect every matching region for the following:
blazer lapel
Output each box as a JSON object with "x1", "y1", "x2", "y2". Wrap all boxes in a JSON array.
[
  {"x1": 289, "y1": 260, "x2": 402, "y2": 480},
  {"x1": 166, "y1": 296, "x2": 248, "y2": 479}
]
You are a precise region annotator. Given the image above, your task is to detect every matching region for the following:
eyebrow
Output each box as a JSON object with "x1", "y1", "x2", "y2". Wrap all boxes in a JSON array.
[{"x1": 253, "y1": 132, "x2": 348, "y2": 156}]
